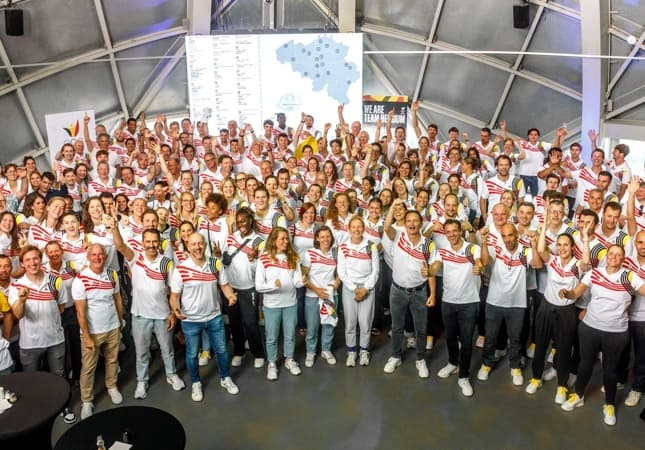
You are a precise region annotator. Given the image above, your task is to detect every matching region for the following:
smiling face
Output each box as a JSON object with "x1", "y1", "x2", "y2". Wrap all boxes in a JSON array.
[{"x1": 21, "y1": 249, "x2": 42, "y2": 276}]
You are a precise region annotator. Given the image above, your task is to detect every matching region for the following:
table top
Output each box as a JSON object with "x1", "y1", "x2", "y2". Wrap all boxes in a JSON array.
[
  {"x1": 54, "y1": 406, "x2": 186, "y2": 450},
  {"x1": 0, "y1": 371, "x2": 71, "y2": 440}
]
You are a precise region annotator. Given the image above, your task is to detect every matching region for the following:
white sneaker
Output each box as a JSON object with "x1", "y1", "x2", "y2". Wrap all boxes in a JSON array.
[
  {"x1": 458, "y1": 378, "x2": 474, "y2": 397},
  {"x1": 305, "y1": 353, "x2": 315, "y2": 368},
  {"x1": 198, "y1": 351, "x2": 211, "y2": 366},
  {"x1": 284, "y1": 358, "x2": 302, "y2": 376},
  {"x1": 561, "y1": 393, "x2": 584, "y2": 411},
  {"x1": 542, "y1": 366, "x2": 557, "y2": 382},
  {"x1": 267, "y1": 362, "x2": 278, "y2": 381},
  {"x1": 406, "y1": 337, "x2": 416, "y2": 349},
  {"x1": 191, "y1": 382, "x2": 203, "y2": 401},
  {"x1": 320, "y1": 351, "x2": 336, "y2": 365},
  {"x1": 475, "y1": 335, "x2": 485, "y2": 348},
  {"x1": 555, "y1": 386, "x2": 568, "y2": 404},
  {"x1": 359, "y1": 350, "x2": 370, "y2": 366},
  {"x1": 134, "y1": 382, "x2": 148, "y2": 399},
  {"x1": 525, "y1": 378, "x2": 543, "y2": 394},
  {"x1": 477, "y1": 365, "x2": 491, "y2": 381},
  {"x1": 547, "y1": 348, "x2": 556, "y2": 364},
  {"x1": 624, "y1": 390, "x2": 642, "y2": 407},
  {"x1": 526, "y1": 343, "x2": 535, "y2": 359},
  {"x1": 231, "y1": 355, "x2": 245, "y2": 367},
  {"x1": 345, "y1": 351, "x2": 357, "y2": 367},
  {"x1": 254, "y1": 358, "x2": 266, "y2": 369},
  {"x1": 220, "y1": 376, "x2": 239, "y2": 395},
  {"x1": 602, "y1": 404, "x2": 616, "y2": 426},
  {"x1": 426, "y1": 336, "x2": 434, "y2": 350},
  {"x1": 166, "y1": 374, "x2": 186, "y2": 391},
  {"x1": 511, "y1": 368, "x2": 524, "y2": 386},
  {"x1": 80, "y1": 402, "x2": 94, "y2": 420},
  {"x1": 107, "y1": 387, "x2": 123, "y2": 405},
  {"x1": 383, "y1": 357, "x2": 401, "y2": 374},
  {"x1": 437, "y1": 363, "x2": 458, "y2": 379},
  {"x1": 416, "y1": 360, "x2": 430, "y2": 379}
]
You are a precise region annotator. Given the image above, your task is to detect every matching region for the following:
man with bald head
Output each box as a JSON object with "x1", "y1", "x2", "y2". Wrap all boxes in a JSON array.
[
  {"x1": 478, "y1": 223, "x2": 543, "y2": 387},
  {"x1": 72, "y1": 243, "x2": 124, "y2": 419}
]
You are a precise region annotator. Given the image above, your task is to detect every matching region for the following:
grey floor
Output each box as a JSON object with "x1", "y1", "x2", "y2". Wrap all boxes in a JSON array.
[{"x1": 52, "y1": 329, "x2": 644, "y2": 450}]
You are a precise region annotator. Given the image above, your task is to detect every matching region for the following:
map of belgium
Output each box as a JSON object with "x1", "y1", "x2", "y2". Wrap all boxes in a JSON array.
[{"x1": 276, "y1": 37, "x2": 360, "y2": 105}]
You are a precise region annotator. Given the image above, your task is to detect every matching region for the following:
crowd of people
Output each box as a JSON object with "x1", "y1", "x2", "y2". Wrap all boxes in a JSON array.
[{"x1": 0, "y1": 102, "x2": 643, "y2": 428}]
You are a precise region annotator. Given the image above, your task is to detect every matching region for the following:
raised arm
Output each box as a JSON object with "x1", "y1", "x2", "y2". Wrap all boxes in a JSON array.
[
  {"x1": 411, "y1": 100, "x2": 423, "y2": 139},
  {"x1": 626, "y1": 177, "x2": 640, "y2": 236}
]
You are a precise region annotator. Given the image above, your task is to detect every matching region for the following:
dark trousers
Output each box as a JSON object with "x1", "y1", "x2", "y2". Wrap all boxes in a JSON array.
[
  {"x1": 442, "y1": 301, "x2": 477, "y2": 378},
  {"x1": 531, "y1": 302, "x2": 577, "y2": 386},
  {"x1": 228, "y1": 287, "x2": 266, "y2": 359},
  {"x1": 296, "y1": 286, "x2": 306, "y2": 330},
  {"x1": 521, "y1": 289, "x2": 542, "y2": 355},
  {"x1": 61, "y1": 305, "x2": 82, "y2": 381},
  {"x1": 427, "y1": 276, "x2": 444, "y2": 338},
  {"x1": 482, "y1": 304, "x2": 525, "y2": 368},
  {"x1": 570, "y1": 307, "x2": 584, "y2": 375},
  {"x1": 575, "y1": 322, "x2": 629, "y2": 406},
  {"x1": 478, "y1": 285, "x2": 507, "y2": 350},
  {"x1": 374, "y1": 259, "x2": 391, "y2": 331},
  {"x1": 617, "y1": 320, "x2": 645, "y2": 392}
]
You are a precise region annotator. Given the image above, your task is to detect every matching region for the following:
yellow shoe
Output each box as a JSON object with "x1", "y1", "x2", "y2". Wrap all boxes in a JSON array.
[
  {"x1": 198, "y1": 351, "x2": 211, "y2": 366},
  {"x1": 555, "y1": 386, "x2": 568, "y2": 404},
  {"x1": 602, "y1": 404, "x2": 616, "y2": 426}
]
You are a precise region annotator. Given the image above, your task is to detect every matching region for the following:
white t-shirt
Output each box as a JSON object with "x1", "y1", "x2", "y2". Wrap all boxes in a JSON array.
[
  {"x1": 486, "y1": 244, "x2": 533, "y2": 308},
  {"x1": 71, "y1": 267, "x2": 120, "y2": 335},
  {"x1": 8, "y1": 274, "x2": 64, "y2": 349},
  {"x1": 127, "y1": 252, "x2": 173, "y2": 320},
  {"x1": 255, "y1": 252, "x2": 303, "y2": 308},
  {"x1": 169, "y1": 257, "x2": 225, "y2": 322},
  {"x1": 581, "y1": 267, "x2": 643, "y2": 332},
  {"x1": 437, "y1": 242, "x2": 481, "y2": 304},
  {"x1": 337, "y1": 238, "x2": 379, "y2": 291},
  {"x1": 387, "y1": 230, "x2": 437, "y2": 288},
  {"x1": 301, "y1": 248, "x2": 337, "y2": 298},
  {"x1": 543, "y1": 256, "x2": 581, "y2": 307},
  {"x1": 222, "y1": 232, "x2": 263, "y2": 290}
]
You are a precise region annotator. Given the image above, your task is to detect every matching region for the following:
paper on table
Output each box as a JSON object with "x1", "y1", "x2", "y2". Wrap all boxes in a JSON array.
[
  {"x1": 0, "y1": 398, "x2": 13, "y2": 413},
  {"x1": 109, "y1": 442, "x2": 132, "y2": 450}
]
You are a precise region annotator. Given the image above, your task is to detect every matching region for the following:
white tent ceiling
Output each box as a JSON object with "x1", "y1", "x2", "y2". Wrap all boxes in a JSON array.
[{"x1": 0, "y1": 0, "x2": 643, "y2": 164}]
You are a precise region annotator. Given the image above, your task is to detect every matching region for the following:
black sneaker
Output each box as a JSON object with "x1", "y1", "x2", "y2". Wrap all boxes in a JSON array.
[{"x1": 62, "y1": 407, "x2": 77, "y2": 424}]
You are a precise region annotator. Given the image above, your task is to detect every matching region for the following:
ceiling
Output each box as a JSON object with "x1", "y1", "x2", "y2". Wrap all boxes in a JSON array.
[{"x1": 0, "y1": 0, "x2": 644, "y2": 164}]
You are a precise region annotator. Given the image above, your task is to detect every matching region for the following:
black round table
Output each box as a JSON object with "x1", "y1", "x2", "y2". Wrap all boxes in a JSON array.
[
  {"x1": 54, "y1": 406, "x2": 185, "y2": 450},
  {"x1": 0, "y1": 371, "x2": 71, "y2": 450}
]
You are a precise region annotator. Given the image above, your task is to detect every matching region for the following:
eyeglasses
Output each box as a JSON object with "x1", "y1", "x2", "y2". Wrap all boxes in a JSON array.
[{"x1": 236, "y1": 177, "x2": 246, "y2": 182}]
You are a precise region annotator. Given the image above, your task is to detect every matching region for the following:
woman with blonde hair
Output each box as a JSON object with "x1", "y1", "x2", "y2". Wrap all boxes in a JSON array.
[
  {"x1": 255, "y1": 226, "x2": 304, "y2": 381},
  {"x1": 338, "y1": 216, "x2": 379, "y2": 367}
]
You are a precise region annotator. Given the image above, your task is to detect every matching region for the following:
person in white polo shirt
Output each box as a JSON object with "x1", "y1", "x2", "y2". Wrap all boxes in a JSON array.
[
  {"x1": 560, "y1": 244, "x2": 645, "y2": 426},
  {"x1": 170, "y1": 232, "x2": 239, "y2": 401},
  {"x1": 337, "y1": 216, "x2": 380, "y2": 368},
  {"x1": 477, "y1": 223, "x2": 542, "y2": 386},
  {"x1": 110, "y1": 218, "x2": 185, "y2": 399},
  {"x1": 423, "y1": 219, "x2": 483, "y2": 397},
  {"x1": 72, "y1": 243, "x2": 124, "y2": 420},
  {"x1": 382, "y1": 200, "x2": 437, "y2": 378}
]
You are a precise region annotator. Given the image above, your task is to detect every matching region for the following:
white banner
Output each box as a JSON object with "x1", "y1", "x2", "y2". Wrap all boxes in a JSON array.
[{"x1": 45, "y1": 110, "x2": 95, "y2": 166}]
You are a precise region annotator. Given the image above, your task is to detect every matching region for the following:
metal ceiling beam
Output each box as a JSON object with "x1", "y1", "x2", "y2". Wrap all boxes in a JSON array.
[
  {"x1": 607, "y1": 29, "x2": 645, "y2": 97},
  {"x1": 0, "y1": 26, "x2": 187, "y2": 98},
  {"x1": 0, "y1": 38, "x2": 46, "y2": 148},
  {"x1": 360, "y1": 23, "x2": 582, "y2": 101},
  {"x1": 579, "y1": 0, "x2": 607, "y2": 160},
  {"x1": 338, "y1": 0, "x2": 356, "y2": 33},
  {"x1": 528, "y1": 0, "x2": 580, "y2": 20},
  {"x1": 212, "y1": 0, "x2": 238, "y2": 20},
  {"x1": 93, "y1": 0, "x2": 129, "y2": 119},
  {"x1": 489, "y1": 5, "x2": 546, "y2": 128},
  {"x1": 131, "y1": 43, "x2": 186, "y2": 118},
  {"x1": 412, "y1": 0, "x2": 445, "y2": 101},
  {"x1": 309, "y1": 0, "x2": 339, "y2": 27},
  {"x1": 606, "y1": 93, "x2": 645, "y2": 119},
  {"x1": 188, "y1": 0, "x2": 212, "y2": 35},
  {"x1": 608, "y1": 26, "x2": 645, "y2": 58}
]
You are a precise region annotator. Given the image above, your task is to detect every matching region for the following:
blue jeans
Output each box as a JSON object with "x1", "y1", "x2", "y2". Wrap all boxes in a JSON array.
[
  {"x1": 520, "y1": 175, "x2": 538, "y2": 197},
  {"x1": 304, "y1": 296, "x2": 335, "y2": 353},
  {"x1": 131, "y1": 315, "x2": 178, "y2": 382},
  {"x1": 182, "y1": 316, "x2": 230, "y2": 383},
  {"x1": 263, "y1": 305, "x2": 297, "y2": 363},
  {"x1": 390, "y1": 284, "x2": 428, "y2": 360},
  {"x1": 482, "y1": 304, "x2": 525, "y2": 369}
]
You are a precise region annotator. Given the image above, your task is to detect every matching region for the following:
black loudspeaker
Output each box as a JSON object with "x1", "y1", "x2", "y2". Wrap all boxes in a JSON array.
[
  {"x1": 5, "y1": 9, "x2": 24, "y2": 36},
  {"x1": 513, "y1": 4, "x2": 530, "y2": 29}
]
